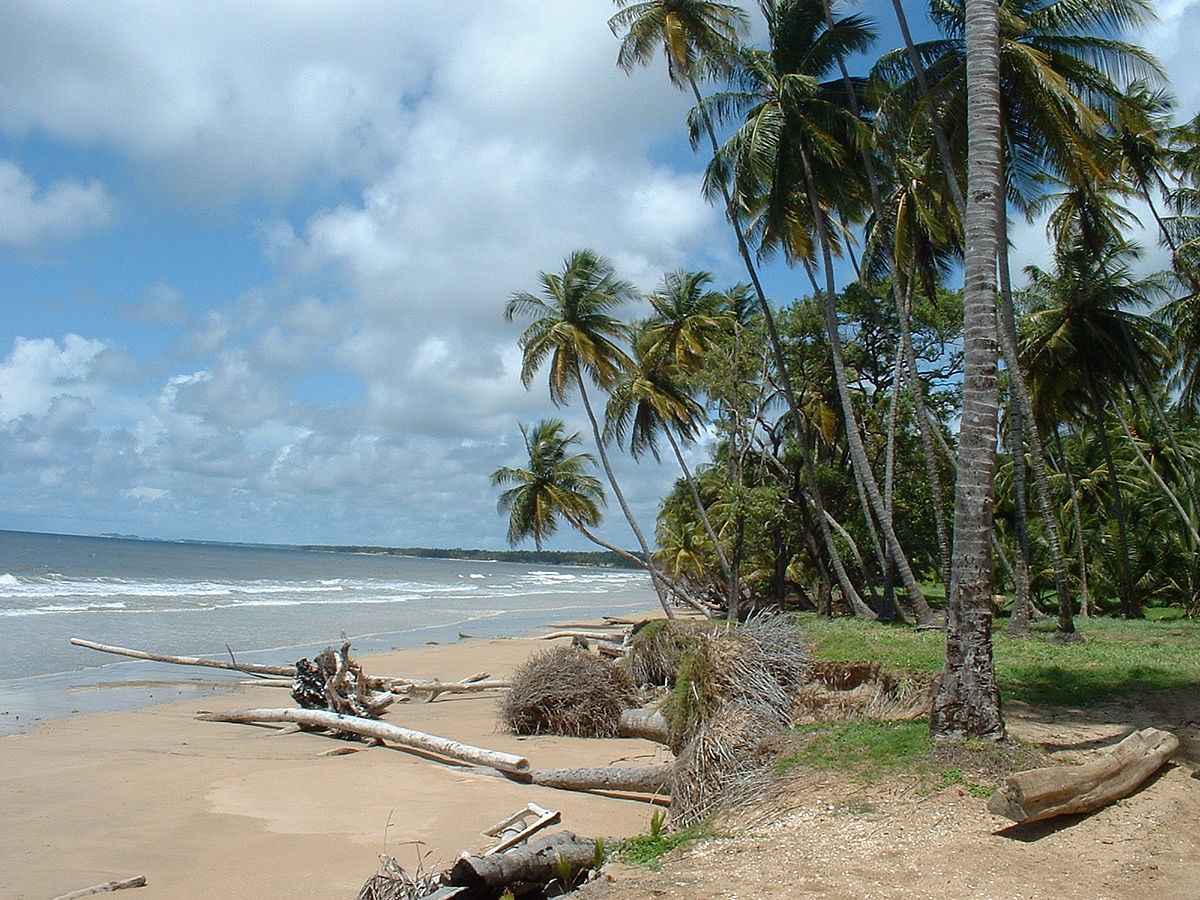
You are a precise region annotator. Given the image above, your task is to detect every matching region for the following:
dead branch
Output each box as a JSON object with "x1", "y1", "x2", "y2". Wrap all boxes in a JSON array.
[{"x1": 48, "y1": 875, "x2": 146, "y2": 899}]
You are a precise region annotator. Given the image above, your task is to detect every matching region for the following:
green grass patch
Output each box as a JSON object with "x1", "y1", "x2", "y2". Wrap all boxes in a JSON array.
[
  {"x1": 613, "y1": 825, "x2": 716, "y2": 869},
  {"x1": 776, "y1": 720, "x2": 930, "y2": 780},
  {"x1": 797, "y1": 613, "x2": 1200, "y2": 706}
]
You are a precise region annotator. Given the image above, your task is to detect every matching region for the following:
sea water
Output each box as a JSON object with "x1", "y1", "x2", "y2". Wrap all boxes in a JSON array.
[{"x1": 0, "y1": 530, "x2": 655, "y2": 734}]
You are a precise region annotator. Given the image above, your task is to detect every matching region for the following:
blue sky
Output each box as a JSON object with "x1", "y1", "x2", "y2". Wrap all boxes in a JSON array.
[{"x1": 1, "y1": 1, "x2": 1197, "y2": 549}]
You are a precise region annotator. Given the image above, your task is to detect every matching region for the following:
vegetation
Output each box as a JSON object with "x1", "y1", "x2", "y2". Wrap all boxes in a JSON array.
[
  {"x1": 300, "y1": 545, "x2": 641, "y2": 569},
  {"x1": 491, "y1": 0, "x2": 1200, "y2": 741}
]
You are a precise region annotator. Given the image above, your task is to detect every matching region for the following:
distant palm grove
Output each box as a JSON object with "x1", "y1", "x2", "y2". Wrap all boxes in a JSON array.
[{"x1": 494, "y1": 0, "x2": 1200, "y2": 739}]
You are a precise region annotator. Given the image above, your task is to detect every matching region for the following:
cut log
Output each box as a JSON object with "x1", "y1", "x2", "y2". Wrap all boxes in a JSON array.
[
  {"x1": 198, "y1": 707, "x2": 529, "y2": 774},
  {"x1": 529, "y1": 764, "x2": 672, "y2": 795},
  {"x1": 70, "y1": 638, "x2": 294, "y2": 676},
  {"x1": 48, "y1": 875, "x2": 146, "y2": 899},
  {"x1": 449, "y1": 831, "x2": 597, "y2": 893},
  {"x1": 988, "y1": 727, "x2": 1180, "y2": 824},
  {"x1": 618, "y1": 708, "x2": 670, "y2": 745}
]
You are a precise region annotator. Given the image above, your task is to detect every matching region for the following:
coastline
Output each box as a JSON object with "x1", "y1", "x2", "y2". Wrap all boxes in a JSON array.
[{"x1": 0, "y1": 615, "x2": 669, "y2": 899}]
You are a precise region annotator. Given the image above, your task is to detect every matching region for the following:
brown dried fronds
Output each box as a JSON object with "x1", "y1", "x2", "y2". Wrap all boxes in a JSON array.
[
  {"x1": 624, "y1": 618, "x2": 711, "y2": 687},
  {"x1": 502, "y1": 646, "x2": 637, "y2": 738},
  {"x1": 355, "y1": 853, "x2": 446, "y2": 900},
  {"x1": 793, "y1": 664, "x2": 935, "y2": 724}
]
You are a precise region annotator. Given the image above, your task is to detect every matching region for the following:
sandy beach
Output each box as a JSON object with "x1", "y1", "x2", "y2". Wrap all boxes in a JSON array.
[{"x1": 0, "y1": 628, "x2": 672, "y2": 899}]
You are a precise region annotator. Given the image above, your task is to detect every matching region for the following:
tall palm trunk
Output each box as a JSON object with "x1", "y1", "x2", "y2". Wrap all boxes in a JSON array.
[
  {"x1": 1053, "y1": 427, "x2": 1091, "y2": 617},
  {"x1": 931, "y1": 0, "x2": 1006, "y2": 741},
  {"x1": 1116, "y1": 397, "x2": 1200, "y2": 548},
  {"x1": 797, "y1": 145, "x2": 931, "y2": 625},
  {"x1": 687, "y1": 74, "x2": 868, "y2": 612},
  {"x1": 575, "y1": 375, "x2": 675, "y2": 620},
  {"x1": 1082, "y1": 365, "x2": 1139, "y2": 618},
  {"x1": 663, "y1": 425, "x2": 735, "y2": 596}
]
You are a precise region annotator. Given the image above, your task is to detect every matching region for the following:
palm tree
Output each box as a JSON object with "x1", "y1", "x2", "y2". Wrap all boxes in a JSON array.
[
  {"x1": 705, "y1": 0, "x2": 935, "y2": 625},
  {"x1": 506, "y1": 249, "x2": 680, "y2": 618},
  {"x1": 1020, "y1": 237, "x2": 1170, "y2": 618},
  {"x1": 492, "y1": 420, "x2": 605, "y2": 550},
  {"x1": 929, "y1": 0, "x2": 1006, "y2": 741}
]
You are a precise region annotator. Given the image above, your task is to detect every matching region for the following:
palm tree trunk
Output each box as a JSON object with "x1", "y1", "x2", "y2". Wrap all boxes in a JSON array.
[
  {"x1": 687, "y1": 73, "x2": 868, "y2": 607},
  {"x1": 1083, "y1": 367, "x2": 1139, "y2": 619},
  {"x1": 575, "y1": 375, "x2": 675, "y2": 620},
  {"x1": 931, "y1": 0, "x2": 1006, "y2": 741},
  {"x1": 796, "y1": 145, "x2": 932, "y2": 626},
  {"x1": 1116, "y1": 397, "x2": 1200, "y2": 547},
  {"x1": 1051, "y1": 428, "x2": 1090, "y2": 618},
  {"x1": 664, "y1": 426, "x2": 734, "y2": 588}
]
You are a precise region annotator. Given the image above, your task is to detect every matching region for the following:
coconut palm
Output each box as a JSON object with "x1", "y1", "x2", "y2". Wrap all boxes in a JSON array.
[
  {"x1": 1020, "y1": 236, "x2": 1170, "y2": 618},
  {"x1": 704, "y1": 0, "x2": 935, "y2": 625},
  {"x1": 928, "y1": 0, "x2": 1006, "y2": 741},
  {"x1": 492, "y1": 420, "x2": 605, "y2": 550},
  {"x1": 506, "y1": 249, "x2": 681, "y2": 618}
]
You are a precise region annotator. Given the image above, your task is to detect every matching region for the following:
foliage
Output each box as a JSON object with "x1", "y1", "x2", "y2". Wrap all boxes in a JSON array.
[{"x1": 613, "y1": 823, "x2": 717, "y2": 869}]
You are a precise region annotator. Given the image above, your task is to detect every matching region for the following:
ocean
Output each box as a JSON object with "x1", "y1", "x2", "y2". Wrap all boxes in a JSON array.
[{"x1": 0, "y1": 530, "x2": 655, "y2": 735}]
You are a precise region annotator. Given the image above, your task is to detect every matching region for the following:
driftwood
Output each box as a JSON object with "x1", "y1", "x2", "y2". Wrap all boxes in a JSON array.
[
  {"x1": 449, "y1": 831, "x2": 597, "y2": 894},
  {"x1": 292, "y1": 642, "x2": 395, "y2": 717},
  {"x1": 198, "y1": 707, "x2": 529, "y2": 774},
  {"x1": 482, "y1": 803, "x2": 561, "y2": 855},
  {"x1": 70, "y1": 638, "x2": 294, "y2": 676},
  {"x1": 528, "y1": 764, "x2": 672, "y2": 795},
  {"x1": 396, "y1": 680, "x2": 512, "y2": 702},
  {"x1": 48, "y1": 876, "x2": 147, "y2": 899},
  {"x1": 988, "y1": 727, "x2": 1180, "y2": 824},
  {"x1": 617, "y1": 708, "x2": 670, "y2": 745}
]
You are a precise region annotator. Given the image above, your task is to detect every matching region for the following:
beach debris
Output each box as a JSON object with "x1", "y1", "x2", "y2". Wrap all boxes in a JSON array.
[
  {"x1": 47, "y1": 875, "x2": 147, "y2": 899},
  {"x1": 526, "y1": 764, "x2": 672, "y2": 796},
  {"x1": 449, "y1": 831, "x2": 601, "y2": 897},
  {"x1": 292, "y1": 641, "x2": 396, "y2": 718},
  {"x1": 482, "y1": 802, "x2": 561, "y2": 855},
  {"x1": 69, "y1": 638, "x2": 294, "y2": 676},
  {"x1": 357, "y1": 831, "x2": 601, "y2": 900},
  {"x1": 198, "y1": 707, "x2": 531, "y2": 775},
  {"x1": 71, "y1": 636, "x2": 509, "y2": 701},
  {"x1": 616, "y1": 707, "x2": 670, "y2": 745},
  {"x1": 793, "y1": 660, "x2": 935, "y2": 723},
  {"x1": 987, "y1": 727, "x2": 1180, "y2": 824},
  {"x1": 501, "y1": 646, "x2": 636, "y2": 738}
]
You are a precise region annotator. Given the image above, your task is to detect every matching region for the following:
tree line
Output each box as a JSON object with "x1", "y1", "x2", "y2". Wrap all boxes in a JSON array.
[{"x1": 493, "y1": 0, "x2": 1200, "y2": 740}]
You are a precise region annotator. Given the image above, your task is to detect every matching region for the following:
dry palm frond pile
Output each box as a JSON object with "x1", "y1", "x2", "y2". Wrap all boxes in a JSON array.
[
  {"x1": 355, "y1": 854, "x2": 446, "y2": 900},
  {"x1": 644, "y1": 615, "x2": 809, "y2": 826},
  {"x1": 502, "y1": 646, "x2": 637, "y2": 738},
  {"x1": 624, "y1": 618, "x2": 711, "y2": 687},
  {"x1": 793, "y1": 660, "x2": 934, "y2": 723}
]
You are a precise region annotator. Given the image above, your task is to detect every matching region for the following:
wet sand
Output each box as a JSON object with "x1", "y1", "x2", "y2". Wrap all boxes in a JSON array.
[{"x1": 0, "y1": 628, "x2": 671, "y2": 899}]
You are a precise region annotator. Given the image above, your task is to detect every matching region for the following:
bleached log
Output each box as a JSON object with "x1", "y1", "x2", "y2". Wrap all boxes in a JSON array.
[
  {"x1": 48, "y1": 875, "x2": 146, "y2": 899},
  {"x1": 617, "y1": 708, "x2": 670, "y2": 745},
  {"x1": 70, "y1": 638, "x2": 294, "y2": 676},
  {"x1": 449, "y1": 831, "x2": 597, "y2": 892},
  {"x1": 394, "y1": 680, "x2": 512, "y2": 702},
  {"x1": 197, "y1": 707, "x2": 529, "y2": 774},
  {"x1": 541, "y1": 630, "x2": 625, "y2": 643},
  {"x1": 529, "y1": 764, "x2": 672, "y2": 795},
  {"x1": 988, "y1": 727, "x2": 1180, "y2": 824}
]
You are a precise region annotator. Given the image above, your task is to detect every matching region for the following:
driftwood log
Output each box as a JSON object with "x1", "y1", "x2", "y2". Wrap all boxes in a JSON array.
[
  {"x1": 198, "y1": 707, "x2": 529, "y2": 774},
  {"x1": 448, "y1": 831, "x2": 598, "y2": 895},
  {"x1": 528, "y1": 764, "x2": 672, "y2": 795},
  {"x1": 617, "y1": 708, "x2": 670, "y2": 745},
  {"x1": 988, "y1": 727, "x2": 1180, "y2": 824},
  {"x1": 48, "y1": 876, "x2": 147, "y2": 900},
  {"x1": 70, "y1": 638, "x2": 295, "y2": 676}
]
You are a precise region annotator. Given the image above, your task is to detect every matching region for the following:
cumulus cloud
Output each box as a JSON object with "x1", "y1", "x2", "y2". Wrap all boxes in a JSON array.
[
  {"x1": 0, "y1": 334, "x2": 107, "y2": 421},
  {"x1": 0, "y1": 160, "x2": 114, "y2": 250}
]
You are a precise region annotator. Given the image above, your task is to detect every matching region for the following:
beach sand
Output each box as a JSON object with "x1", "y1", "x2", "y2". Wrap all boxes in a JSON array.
[{"x1": 0, "y1": 629, "x2": 671, "y2": 899}]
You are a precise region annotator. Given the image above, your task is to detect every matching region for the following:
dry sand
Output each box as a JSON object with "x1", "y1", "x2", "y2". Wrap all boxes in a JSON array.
[{"x1": 0, "y1": 631, "x2": 671, "y2": 899}]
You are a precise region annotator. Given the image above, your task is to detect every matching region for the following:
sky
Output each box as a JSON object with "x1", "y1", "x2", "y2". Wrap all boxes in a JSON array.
[{"x1": 0, "y1": 1, "x2": 1197, "y2": 550}]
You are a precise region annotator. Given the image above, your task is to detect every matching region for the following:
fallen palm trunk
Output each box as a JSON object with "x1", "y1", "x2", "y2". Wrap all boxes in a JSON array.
[
  {"x1": 198, "y1": 707, "x2": 529, "y2": 774},
  {"x1": 395, "y1": 679, "x2": 512, "y2": 701},
  {"x1": 617, "y1": 708, "x2": 670, "y2": 745},
  {"x1": 988, "y1": 727, "x2": 1179, "y2": 824},
  {"x1": 527, "y1": 764, "x2": 672, "y2": 795},
  {"x1": 448, "y1": 831, "x2": 598, "y2": 895},
  {"x1": 70, "y1": 638, "x2": 295, "y2": 676},
  {"x1": 48, "y1": 876, "x2": 146, "y2": 899}
]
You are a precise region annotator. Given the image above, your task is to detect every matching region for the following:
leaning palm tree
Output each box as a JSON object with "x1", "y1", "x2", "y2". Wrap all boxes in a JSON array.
[
  {"x1": 492, "y1": 420, "x2": 606, "y2": 550},
  {"x1": 506, "y1": 249, "x2": 679, "y2": 617}
]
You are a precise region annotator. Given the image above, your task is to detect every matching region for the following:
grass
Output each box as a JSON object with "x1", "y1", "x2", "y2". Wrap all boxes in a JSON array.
[
  {"x1": 798, "y1": 613, "x2": 1200, "y2": 706},
  {"x1": 776, "y1": 720, "x2": 928, "y2": 779},
  {"x1": 613, "y1": 824, "x2": 717, "y2": 869}
]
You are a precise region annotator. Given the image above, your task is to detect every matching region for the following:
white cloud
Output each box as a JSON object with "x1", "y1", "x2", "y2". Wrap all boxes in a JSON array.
[
  {"x1": 0, "y1": 160, "x2": 113, "y2": 250},
  {"x1": 0, "y1": 334, "x2": 107, "y2": 421}
]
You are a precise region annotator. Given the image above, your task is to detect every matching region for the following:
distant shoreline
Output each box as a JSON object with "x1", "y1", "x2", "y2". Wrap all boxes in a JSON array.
[{"x1": 0, "y1": 528, "x2": 641, "y2": 570}]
